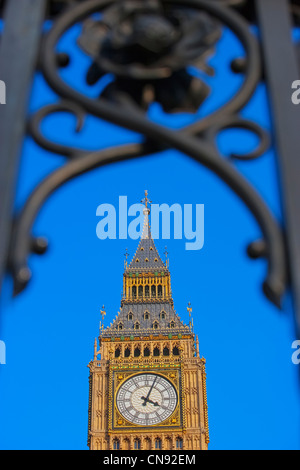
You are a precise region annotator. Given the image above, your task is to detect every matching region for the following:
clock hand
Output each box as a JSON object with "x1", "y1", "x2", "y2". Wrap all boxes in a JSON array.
[
  {"x1": 140, "y1": 397, "x2": 159, "y2": 406},
  {"x1": 141, "y1": 377, "x2": 157, "y2": 406},
  {"x1": 147, "y1": 399, "x2": 160, "y2": 406}
]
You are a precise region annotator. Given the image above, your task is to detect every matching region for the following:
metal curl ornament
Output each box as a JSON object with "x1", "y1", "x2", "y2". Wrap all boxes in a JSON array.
[
  {"x1": 205, "y1": 116, "x2": 270, "y2": 161},
  {"x1": 9, "y1": 0, "x2": 287, "y2": 308},
  {"x1": 28, "y1": 100, "x2": 86, "y2": 158}
]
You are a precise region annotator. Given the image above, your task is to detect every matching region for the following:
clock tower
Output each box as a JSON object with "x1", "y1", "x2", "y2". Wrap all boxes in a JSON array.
[{"x1": 87, "y1": 194, "x2": 209, "y2": 450}]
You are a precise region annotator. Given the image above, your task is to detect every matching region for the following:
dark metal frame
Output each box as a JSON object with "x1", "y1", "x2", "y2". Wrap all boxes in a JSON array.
[
  {"x1": 0, "y1": 0, "x2": 299, "y2": 338},
  {"x1": 0, "y1": 0, "x2": 47, "y2": 297},
  {"x1": 256, "y1": 0, "x2": 300, "y2": 336}
]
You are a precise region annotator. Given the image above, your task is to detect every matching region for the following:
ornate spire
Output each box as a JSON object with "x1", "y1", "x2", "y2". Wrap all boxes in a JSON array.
[
  {"x1": 127, "y1": 191, "x2": 165, "y2": 271},
  {"x1": 140, "y1": 190, "x2": 151, "y2": 240},
  {"x1": 101, "y1": 192, "x2": 192, "y2": 338}
]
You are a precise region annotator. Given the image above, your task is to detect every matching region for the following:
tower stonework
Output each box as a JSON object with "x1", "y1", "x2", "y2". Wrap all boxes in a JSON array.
[{"x1": 88, "y1": 196, "x2": 209, "y2": 450}]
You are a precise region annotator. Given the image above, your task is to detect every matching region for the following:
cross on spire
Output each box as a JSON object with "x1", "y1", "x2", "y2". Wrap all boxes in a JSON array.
[{"x1": 141, "y1": 190, "x2": 152, "y2": 210}]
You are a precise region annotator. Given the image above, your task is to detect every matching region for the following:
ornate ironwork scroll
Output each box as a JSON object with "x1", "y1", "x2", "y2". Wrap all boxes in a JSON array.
[{"x1": 7, "y1": 0, "x2": 287, "y2": 311}]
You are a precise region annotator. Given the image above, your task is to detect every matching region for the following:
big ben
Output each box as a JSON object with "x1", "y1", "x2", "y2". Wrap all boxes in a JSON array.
[{"x1": 87, "y1": 193, "x2": 209, "y2": 450}]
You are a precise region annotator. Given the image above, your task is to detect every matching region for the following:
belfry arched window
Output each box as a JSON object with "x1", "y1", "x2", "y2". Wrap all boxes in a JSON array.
[
  {"x1": 125, "y1": 347, "x2": 130, "y2": 357},
  {"x1": 132, "y1": 286, "x2": 137, "y2": 299},
  {"x1": 151, "y1": 285, "x2": 156, "y2": 297}
]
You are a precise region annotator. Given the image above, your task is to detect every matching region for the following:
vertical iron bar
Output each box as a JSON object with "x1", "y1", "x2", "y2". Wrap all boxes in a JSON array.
[
  {"x1": 256, "y1": 0, "x2": 300, "y2": 337},
  {"x1": 0, "y1": 0, "x2": 46, "y2": 295}
]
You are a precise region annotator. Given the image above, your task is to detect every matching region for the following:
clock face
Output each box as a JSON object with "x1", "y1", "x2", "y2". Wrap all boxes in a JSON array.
[{"x1": 116, "y1": 373, "x2": 178, "y2": 426}]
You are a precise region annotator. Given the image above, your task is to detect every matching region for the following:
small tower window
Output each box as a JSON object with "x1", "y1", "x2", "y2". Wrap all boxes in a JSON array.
[
  {"x1": 144, "y1": 311, "x2": 150, "y2": 320},
  {"x1": 138, "y1": 285, "x2": 143, "y2": 298},
  {"x1": 154, "y1": 258, "x2": 158, "y2": 262},
  {"x1": 150, "y1": 246, "x2": 153, "y2": 251},
  {"x1": 170, "y1": 321, "x2": 175, "y2": 328},
  {"x1": 163, "y1": 347, "x2": 169, "y2": 356},
  {"x1": 176, "y1": 438, "x2": 183, "y2": 449},
  {"x1": 134, "y1": 347, "x2": 141, "y2": 357},
  {"x1": 173, "y1": 346, "x2": 179, "y2": 356},
  {"x1": 153, "y1": 347, "x2": 160, "y2": 356},
  {"x1": 144, "y1": 347, "x2": 150, "y2": 357},
  {"x1": 113, "y1": 439, "x2": 120, "y2": 450},
  {"x1": 128, "y1": 312, "x2": 133, "y2": 320},
  {"x1": 151, "y1": 285, "x2": 156, "y2": 297},
  {"x1": 135, "y1": 258, "x2": 139, "y2": 263},
  {"x1": 118, "y1": 322, "x2": 123, "y2": 330},
  {"x1": 145, "y1": 285, "x2": 150, "y2": 298},
  {"x1": 140, "y1": 247, "x2": 144, "y2": 251},
  {"x1": 145, "y1": 258, "x2": 149, "y2": 263},
  {"x1": 153, "y1": 321, "x2": 159, "y2": 329},
  {"x1": 132, "y1": 286, "x2": 136, "y2": 298},
  {"x1": 115, "y1": 348, "x2": 121, "y2": 358},
  {"x1": 158, "y1": 285, "x2": 162, "y2": 297},
  {"x1": 155, "y1": 439, "x2": 162, "y2": 449},
  {"x1": 160, "y1": 311, "x2": 166, "y2": 319},
  {"x1": 134, "y1": 322, "x2": 140, "y2": 330},
  {"x1": 134, "y1": 439, "x2": 141, "y2": 450}
]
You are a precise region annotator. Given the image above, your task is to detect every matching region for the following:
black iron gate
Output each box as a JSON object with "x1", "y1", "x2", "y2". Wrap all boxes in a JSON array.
[{"x1": 0, "y1": 0, "x2": 299, "y2": 339}]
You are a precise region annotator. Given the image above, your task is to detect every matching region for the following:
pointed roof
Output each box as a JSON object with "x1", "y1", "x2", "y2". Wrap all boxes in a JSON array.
[
  {"x1": 100, "y1": 192, "x2": 192, "y2": 339},
  {"x1": 101, "y1": 301, "x2": 191, "y2": 338},
  {"x1": 126, "y1": 194, "x2": 167, "y2": 272}
]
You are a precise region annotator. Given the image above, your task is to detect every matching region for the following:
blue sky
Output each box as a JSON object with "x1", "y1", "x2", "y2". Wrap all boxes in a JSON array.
[{"x1": 0, "y1": 20, "x2": 299, "y2": 450}]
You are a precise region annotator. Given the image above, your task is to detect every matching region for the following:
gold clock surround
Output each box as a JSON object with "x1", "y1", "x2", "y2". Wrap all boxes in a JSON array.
[{"x1": 111, "y1": 369, "x2": 182, "y2": 431}]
